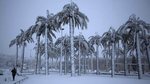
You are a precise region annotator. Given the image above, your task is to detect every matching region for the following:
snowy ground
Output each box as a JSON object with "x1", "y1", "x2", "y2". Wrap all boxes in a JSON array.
[
  {"x1": 0, "y1": 75, "x2": 26, "y2": 84},
  {"x1": 1, "y1": 69, "x2": 150, "y2": 84},
  {"x1": 22, "y1": 73, "x2": 150, "y2": 84},
  {"x1": 0, "y1": 69, "x2": 27, "y2": 84}
]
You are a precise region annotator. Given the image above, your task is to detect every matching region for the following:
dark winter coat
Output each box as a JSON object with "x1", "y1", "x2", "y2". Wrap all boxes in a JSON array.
[{"x1": 11, "y1": 68, "x2": 17, "y2": 76}]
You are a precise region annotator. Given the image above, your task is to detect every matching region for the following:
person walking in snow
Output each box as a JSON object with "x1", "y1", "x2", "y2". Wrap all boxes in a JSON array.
[{"x1": 11, "y1": 67, "x2": 17, "y2": 81}]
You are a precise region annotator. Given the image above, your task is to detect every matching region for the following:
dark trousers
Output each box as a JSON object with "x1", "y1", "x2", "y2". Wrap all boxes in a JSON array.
[{"x1": 12, "y1": 74, "x2": 16, "y2": 81}]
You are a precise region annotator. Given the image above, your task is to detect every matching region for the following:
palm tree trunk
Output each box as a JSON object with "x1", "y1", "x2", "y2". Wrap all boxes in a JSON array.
[
  {"x1": 60, "y1": 29, "x2": 63, "y2": 75},
  {"x1": 37, "y1": 42, "x2": 41, "y2": 74},
  {"x1": 136, "y1": 33, "x2": 142, "y2": 79},
  {"x1": 45, "y1": 24, "x2": 48, "y2": 75},
  {"x1": 52, "y1": 57, "x2": 54, "y2": 71},
  {"x1": 21, "y1": 42, "x2": 25, "y2": 73},
  {"x1": 38, "y1": 53, "x2": 41, "y2": 74},
  {"x1": 66, "y1": 53, "x2": 69, "y2": 74},
  {"x1": 108, "y1": 46, "x2": 111, "y2": 71},
  {"x1": 48, "y1": 57, "x2": 50, "y2": 71},
  {"x1": 60, "y1": 47, "x2": 63, "y2": 74},
  {"x1": 70, "y1": 19, "x2": 75, "y2": 76},
  {"x1": 111, "y1": 42, "x2": 115, "y2": 77},
  {"x1": 84, "y1": 55, "x2": 86, "y2": 74},
  {"x1": 105, "y1": 47, "x2": 109, "y2": 72},
  {"x1": 124, "y1": 43, "x2": 128, "y2": 76},
  {"x1": 16, "y1": 44, "x2": 18, "y2": 67},
  {"x1": 56, "y1": 57, "x2": 58, "y2": 70},
  {"x1": 116, "y1": 41, "x2": 119, "y2": 72},
  {"x1": 91, "y1": 54, "x2": 93, "y2": 72},
  {"x1": 35, "y1": 36, "x2": 40, "y2": 74},
  {"x1": 78, "y1": 40, "x2": 81, "y2": 75},
  {"x1": 87, "y1": 55, "x2": 90, "y2": 72},
  {"x1": 96, "y1": 45, "x2": 99, "y2": 74},
  {"x1": 146, "y1": 44, "x2": 150, "y2": 70},
  {"x1": 64, "y1": 51, "x2": 67, "y2": 75}
]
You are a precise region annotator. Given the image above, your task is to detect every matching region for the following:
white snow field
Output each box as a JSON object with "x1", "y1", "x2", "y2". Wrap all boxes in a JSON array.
[
  {"x1": 22, "y1": 73, "x2": 150, "y2": 84},
  {"x1": 0, "y1": 69, "x2": 27, "y2": 84},
  {"x1": 0, "y1": 75, "x2": 26, "y2": 84},
  {"x1": 0, "y1": 69, "x2": 150, "y2": 84}
]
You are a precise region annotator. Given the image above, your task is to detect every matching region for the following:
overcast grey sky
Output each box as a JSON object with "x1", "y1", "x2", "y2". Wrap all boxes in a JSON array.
[{"x1": 0, "y1": 0, "x2": 150, "y2": 58}]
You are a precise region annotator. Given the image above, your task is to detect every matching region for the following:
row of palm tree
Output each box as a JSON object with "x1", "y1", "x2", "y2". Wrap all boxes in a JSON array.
[
  {"x1": 9, "y1": 28, "x2": 34, "y2": 72},
  {"x1": 53, "y1": 14, "x2": 150, "y2": 79},
  {"x1": 100, "y1": 14, "x2": 150, "y2": 79},
  {"x1": 9, "y1": 1, "x2": 150, "y2": 79},
  {"x1": 9, "y1": 1, "x2": 89, "y2": 76}
]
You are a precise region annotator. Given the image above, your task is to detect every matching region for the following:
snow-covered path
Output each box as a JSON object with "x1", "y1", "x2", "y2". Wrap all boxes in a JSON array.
[
  {"x1": 22, "y1": 73, "x2": 150, "y2": 84},
  {"x1": 0, "y1": 69, "x2": 28, "y2": 84}
]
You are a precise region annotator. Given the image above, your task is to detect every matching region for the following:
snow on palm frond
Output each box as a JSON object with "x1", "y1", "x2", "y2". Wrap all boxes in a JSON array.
[
  {"x1": 74, "y1": 35, "x2": 89, "y2": 54},
  {"x1": 9, "y1": 31, "x2": 24, "y2": 47},
  {"x1": 35, "y1": 12, "x2": 60, "y2": 42},
  {"x1": 55, "y1": 1, "x2": 89, "y2": 30},
  {"x1": 89, "y1": 34, "x2": 101, "y2": 46},
  {"x1": 9, "y1": 38, "x2": 16, "y2": 47}
]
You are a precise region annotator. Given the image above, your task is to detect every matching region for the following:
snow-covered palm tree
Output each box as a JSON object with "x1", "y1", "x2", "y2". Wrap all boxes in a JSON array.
[
  {"x1": 34, "y1": 41, "x2": 45, "y2": 73},
  {"x1": 39, "y1": 41, "x2": 59, "y2": 72},
  {"x1": 101, "y1": 27, "x2": 116, "y2": 77},
  {"x1": 117, "y1": 24, "x2": 131, "y2": 76},
  {"x1": 74, "y1": 34, "x2": 92, "y2": 75},
  {"x1": 89, "y1": 34, "x2": 101, "y2": 74},
  {"x1": 117, "y1": 14, "x2": 150, "y2": 79},
  {"x1": 108, "y1": 28, "x2": 116, "y2": 77},
  {"x1": 101, "y1": 30, "x2": 112, "y2": 72},
  {"x1": 55, "y1": 35, "x2": 71, "y2": 74},
  {"x1": 55, "y1": 2, "x2": 89, "y2": 76},
  {"x1": 141, "y1": 30, "x2": 150, "y2": 69},
  {"x1": 33, "y1": 10, "x2": 60, "y2": 75},
  {"x1": 19, "y1": 29, "x2": 27, "y2": 73},
  {"x1": 9, "y1": 34, "x2": 21, "y2": 67},
  {"x1": 9, "y1": 26, "x2": 34, "y2": 68},
  {"x1": 19, "y1": 28, "x2": 34, "y2": 73}
]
